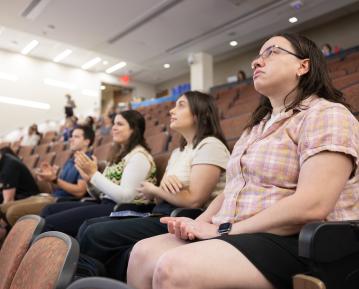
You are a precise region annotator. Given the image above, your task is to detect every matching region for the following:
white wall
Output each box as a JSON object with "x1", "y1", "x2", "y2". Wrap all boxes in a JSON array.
[{"x1": 0, "y1": 49, "x2": 155, "y2": 137}]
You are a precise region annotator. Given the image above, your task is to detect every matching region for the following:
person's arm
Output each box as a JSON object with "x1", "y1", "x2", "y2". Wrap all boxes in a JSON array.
[
  {"x1": 90, "y1": 153, "x2": 151, "y2": 204},
  {"x1": 146, "y1": 164, "x2": 222, "y2": 208},
  {"x1": 163, "y1": 152, "x2": 353, "y2": 240},
  {"x1": 2, "y1": 188, "x2": 16, "y2": 203},
  {"x1": 228, "y1": 151, "x2": 352, "y2": 235},
  {"x1": 195, "y1": 193, "x2": 225, "y2": 222},
  {"x1": 37, "y1": 163, "x2": 87, "y2": 198},
  {"x1": 55, "y1": 179, "x2": 87, "y2": 198}
]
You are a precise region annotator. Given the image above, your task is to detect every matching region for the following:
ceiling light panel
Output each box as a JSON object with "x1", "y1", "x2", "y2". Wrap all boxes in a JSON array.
[
  {"x1": 105, "y1": 61, "x2": 127, "y2": 74},
  {"x1": 21, "y1": 40, "x2": 39, "y2": 55},
  {"x1": 53, "y1": 49, "x2": 72, "y2": 62}
]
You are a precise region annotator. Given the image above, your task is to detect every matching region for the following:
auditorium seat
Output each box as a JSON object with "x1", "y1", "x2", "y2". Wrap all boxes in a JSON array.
[
  {"x1": 33, "y1": 143, "x2": 49, "y2": 156},
  {"x1": 8, "y1": 231, "x2": 79, "y2": 289},
  {"x1": 147, "y1": 132, "x2": 169, "y2": 155},
  {"x1": 40, "y1": 131, "x2": 58, "y2": 144},
  {"x1": 0, "y1": 215, "x2": 44, "y2": 289},
  {"x1": 145, "y1": 124, "x2": 165, "y2": 137},
  {"x1": 22, "y1": 154, "x2": 39, "y2": 170},
  {"x1": 333, "y1": 71, "x2": 359, "y2": 89},
  {"x1": 50, "y1": 142, "x2": 67, "y2": 154},
  {"x1": 0, "y1": 142, "x2": 11, "y2": 149},
  {"x1": 93, "y1": 142, "x2": 113, "y2": 163},
  {"x1": 153, "y1": 152, "x2": 170, "y2": 185},
  {"x1": 17, "y1": 146, "x2": 34, "y2": 158},
  {"x1": 37, "y1": 151, "x2": 56, "y2": 166},
  {"x1": 221, "y1": 112, "x2": 252, "y2": 142},
  {"x1": 167, "y1": 131, "x2": 181, "y2": 152},
  {"x1": 292, "y1": 220, "x2": 359, "y2": 289},
  {"x1": 100, "y1": 134, "x2": 113, "y2": 145},
  {"x1": 53, "y1": 150, "x2": 72, "y2": 169}
]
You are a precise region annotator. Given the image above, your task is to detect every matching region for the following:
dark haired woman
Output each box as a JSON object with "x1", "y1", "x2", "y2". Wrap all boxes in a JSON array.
[
  {"x1": 76, "y1": 91, "x2": 230, "y2": 280},
  {"x1": 128, "y1": 33, "x2": 359, "y2": 289},
  {"x1": 40, "y1": 110, "x2": 157, "y2": 237}
]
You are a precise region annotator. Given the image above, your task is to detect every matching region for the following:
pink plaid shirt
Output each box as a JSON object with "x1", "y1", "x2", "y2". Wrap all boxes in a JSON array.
[{"x1": 212, "y1": 96, "x2": 359, "y2": 225}]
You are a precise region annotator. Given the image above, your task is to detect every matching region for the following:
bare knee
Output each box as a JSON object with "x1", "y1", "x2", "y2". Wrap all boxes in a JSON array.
[
  {"x1": 127, "y1": 239, "x2": 153, "y2": 283},
  {"x1": 153, "y1": 253, "x2": 186, "y2": 289}
]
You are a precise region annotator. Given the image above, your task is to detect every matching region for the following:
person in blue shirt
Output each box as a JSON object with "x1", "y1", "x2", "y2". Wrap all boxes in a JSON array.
[{"x1": 0, "y1": 125, "x2": 95, "y2": 226}]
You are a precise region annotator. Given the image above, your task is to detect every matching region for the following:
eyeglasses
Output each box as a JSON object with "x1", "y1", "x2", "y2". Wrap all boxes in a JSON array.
[{"x1": 251, "y1": 45, "x2": 303, "y2": 69}]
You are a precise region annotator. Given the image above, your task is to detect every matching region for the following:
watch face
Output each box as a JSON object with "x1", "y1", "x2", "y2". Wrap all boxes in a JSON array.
[{"x1": 218, "y1": 222, "x2": 232, "y2": 234}]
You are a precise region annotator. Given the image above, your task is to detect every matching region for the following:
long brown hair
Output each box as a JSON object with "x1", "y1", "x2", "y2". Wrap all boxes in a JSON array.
[
  {"x1": 247, "y1": 33, "x2": 351, "y2": 130},
  {"x1": 108, "y1": 110, "x2": 150, "y2": 165},
  {"x1": 178, "y1": 91, "x2": 228, "y2": 150}
]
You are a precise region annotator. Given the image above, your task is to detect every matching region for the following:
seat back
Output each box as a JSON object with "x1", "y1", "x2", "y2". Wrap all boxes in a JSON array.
[
  {"x1": 153, "y1": 152, "x2": 171, "y2": 185},
  {"x1": 9, "y1": 231, "x2": 79, "y2": 289},
  {"x1": 66, "y1": 277, "x2": 133, "y2": 289},
  {"x1": 0, "y1": 215, "x2": 44, "y2": 289}
]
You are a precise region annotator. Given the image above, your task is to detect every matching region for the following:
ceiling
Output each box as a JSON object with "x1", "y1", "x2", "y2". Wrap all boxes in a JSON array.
[{"x1": 0, "y1": 0, "x2": 359, "y2": 85}]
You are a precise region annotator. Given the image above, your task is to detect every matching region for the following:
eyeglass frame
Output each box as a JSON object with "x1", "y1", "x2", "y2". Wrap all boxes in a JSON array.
[{"x1": 251, "y1": 45, "x2": 304, "y2": 69}]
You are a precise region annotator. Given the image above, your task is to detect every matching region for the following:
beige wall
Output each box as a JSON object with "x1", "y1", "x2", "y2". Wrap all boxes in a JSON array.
[
  {"x1": 303, "y1": 11, "x2": 359, "y2": 50},
  {"x1": 0, "y1": 49, "x2": 155, "y2": 137},
  {"x1": 155, "y1": 73, "x2": 190, "y2": 95},
  {"x1": 156, "y1": 10, "x2": 359, "y2": 93}
]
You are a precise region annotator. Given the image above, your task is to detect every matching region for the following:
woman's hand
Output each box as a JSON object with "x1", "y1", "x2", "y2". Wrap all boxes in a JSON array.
[
  {"x1": 160, "y1": 175, "x2": 183, "y2": 194},
  {"x1": 160, "y1": 217, "x2": 218, "y2": 240},
  {"x1": 136, "y1": 181, "x2": 158, "y2": 201},
  {"x1": 75, "y1": 152, "x2": 98, "y2": 179},
  {"x1": 74, "y1": 164, "x2": 91, "y2": 182}
]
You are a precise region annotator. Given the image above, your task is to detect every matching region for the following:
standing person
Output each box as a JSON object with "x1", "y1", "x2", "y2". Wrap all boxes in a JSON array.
[
  {"x1": 20, "y1": 123, "x2": 41, "y2": 146},
  {"x1": 40, "y1": 110, "x2": 157, "y2": 237},
  {"x1": 65, "y1": 94, "x2": 76, "y2": 118},
  {"x1": 127, "y1": 33, "x2": 359, "y2": 289},
  {"x1": 0, "y1": 125, "x2": 94, "y2": 226},
  {"x1": 76, "y1": 91, "x2": 230, "y2": 280}
]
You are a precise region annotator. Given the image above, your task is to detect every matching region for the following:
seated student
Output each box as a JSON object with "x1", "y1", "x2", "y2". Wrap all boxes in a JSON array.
[
  {"x1": 20, "y1": 123, "x2": 41, "y2": 146},
  {"x1": 40, "y1": 110, "x2": 157, "y2": 237},
  {"x1": 127, "y1": 33, "x2": 359, "y2": 289},
  {"x1": 76, "y1": 91, "x2": 230, "y2": 280},
  {"x1": 237, "y1": 70, "x2": 247, "y2": 81},
  {"x1": 0, "y1": 147, "x2": 39, "y2": 205},
  {"x1": 0, "y1": 125, "x2": 94, "y2": 226},
  {"x1": 321, "y1": 43, "x2": 332, "y2": 57}
]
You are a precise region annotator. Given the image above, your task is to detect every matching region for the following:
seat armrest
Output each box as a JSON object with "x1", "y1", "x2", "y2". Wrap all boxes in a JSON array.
[
  {"x1": 170, "y1": 208, "x2": 203, "y2": 219},
  {"x1": 299, "y1": 220, "x2": 359, "y2": 262}
]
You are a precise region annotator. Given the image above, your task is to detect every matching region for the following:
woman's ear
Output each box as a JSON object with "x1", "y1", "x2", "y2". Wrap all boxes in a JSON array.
[{"x1": 298, "y1": 59, "x2": 310, "y2": 76}]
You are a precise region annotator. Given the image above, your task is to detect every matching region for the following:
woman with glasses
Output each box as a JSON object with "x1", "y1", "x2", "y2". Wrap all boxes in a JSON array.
[{"x1": 127, "y1": 33, "x2": 359, "y2": 289}]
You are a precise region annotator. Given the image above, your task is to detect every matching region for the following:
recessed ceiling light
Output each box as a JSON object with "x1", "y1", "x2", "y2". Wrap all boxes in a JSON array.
[
  {"x1": 21, "y1": 40, "x2": 39, "y2": 55},
  {"x1": 289, "y1": 17, "x2": 298, "y2": 23},
  {"x1": 105, "y1": 61, "x2": 127, "y2": 74},
  {"x1": 163, "y1": 63, "x2": 170, "y2": 69},
  {"x1": 53, "y1": 49, "x2": 72, "y2": 62},
  {"x1": 81, "y1": 57, "x2": 101, "y2": 70},
  {"x1": 102, "y1": 60, "x2": 108, "y2": 65},
  {"x1": 229, "y1": 40, "x2": 238, "y2": 47}
]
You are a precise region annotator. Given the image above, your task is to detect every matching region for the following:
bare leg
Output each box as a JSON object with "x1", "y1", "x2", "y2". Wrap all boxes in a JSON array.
[
  {"x1": 153, "y1": 239, "x2": 275, "y2": 289},
  {"x1": 127, "y1": 233, "x2": 187, "y2": 289}
]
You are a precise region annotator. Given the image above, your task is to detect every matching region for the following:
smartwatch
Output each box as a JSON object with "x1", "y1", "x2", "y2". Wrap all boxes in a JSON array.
[{"x1": 218, "y1": 222, "x2": 232, "y2": 235}]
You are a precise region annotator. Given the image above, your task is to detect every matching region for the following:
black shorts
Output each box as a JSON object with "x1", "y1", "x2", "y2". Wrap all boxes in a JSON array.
[{"x1": 215, "y1": 233, "x2": 310, "y2": 289}]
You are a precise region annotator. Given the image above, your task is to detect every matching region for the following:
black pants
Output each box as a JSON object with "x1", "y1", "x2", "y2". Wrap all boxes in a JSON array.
[
  {"x1": 41, "y1": 199, "x2": 116, "y2": 237},
  {"x1": 78, "y1": 216, "x2": 168, "y2": 280}
]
